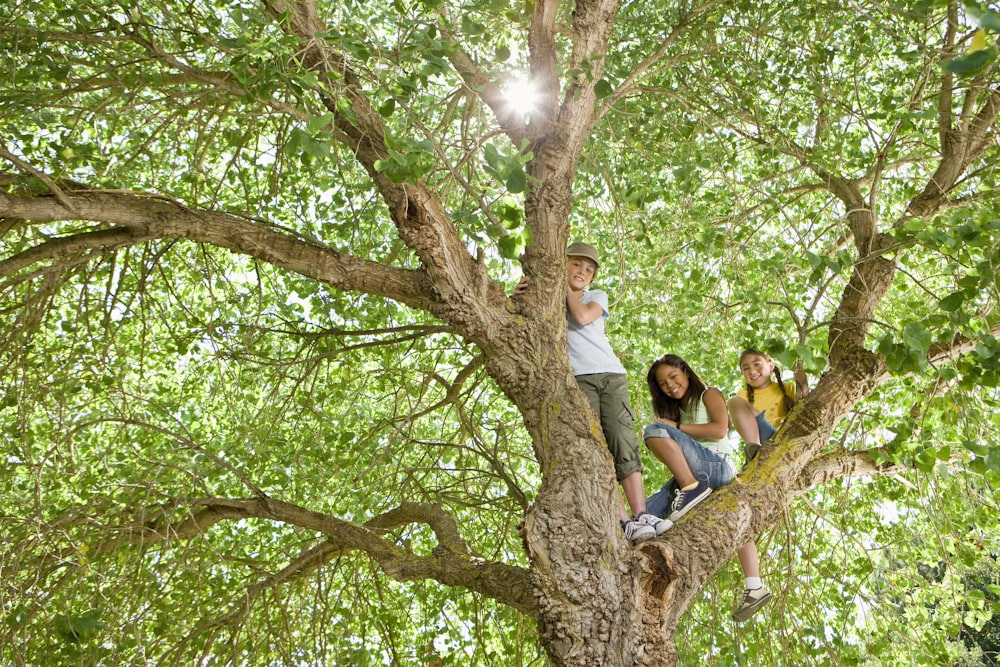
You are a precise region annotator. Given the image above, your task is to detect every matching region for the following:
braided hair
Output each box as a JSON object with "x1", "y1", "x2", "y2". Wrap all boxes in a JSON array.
[
  {"x1": 646, "y1": 354, "x2": 709, "y2": 422},
  {"x1": 739, "y1": 348, "x2": 794, "y2": 414}
]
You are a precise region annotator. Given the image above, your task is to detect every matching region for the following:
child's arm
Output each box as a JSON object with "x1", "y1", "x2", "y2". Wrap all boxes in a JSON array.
[
  {"x1": 566, "y1": 288, "x2": 604, "y2": 325},
  {"x1": 663, "y1": 388, "x2": 729, "y2": 441},
  {"x1": 793, "y1": 369, "x2": 809, "y2": 397}
]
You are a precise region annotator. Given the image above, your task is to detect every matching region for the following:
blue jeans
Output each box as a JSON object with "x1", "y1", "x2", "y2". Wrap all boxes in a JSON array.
[
  {"x1": 741, "y1": 412, "x2": 778, "y2": 465},
  {"x1": 757, "y1": 412, "x2": 777, "y2": 443},
  {"x1": 643, "y1": 421, "x2": 736, "y2": 519}
]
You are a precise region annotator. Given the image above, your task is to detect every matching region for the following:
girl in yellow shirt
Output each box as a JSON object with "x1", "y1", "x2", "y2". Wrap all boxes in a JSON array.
[
  {"x1": 728, "y1": 348, "x2": 809, "y2": 463},
  {"x1": 726, "y1": 348, "x2": 809, "y2": 622}
]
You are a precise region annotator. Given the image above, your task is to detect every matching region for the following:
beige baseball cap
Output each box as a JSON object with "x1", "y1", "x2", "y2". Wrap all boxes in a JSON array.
[{"x1": 566, "y1": 241, "x2": 600, "y2": 268}]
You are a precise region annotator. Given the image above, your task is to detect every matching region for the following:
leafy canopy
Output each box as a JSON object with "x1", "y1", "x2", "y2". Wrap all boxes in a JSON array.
[{"x1": 1, "y1": 0, "x2": 1000, "y2": 664}]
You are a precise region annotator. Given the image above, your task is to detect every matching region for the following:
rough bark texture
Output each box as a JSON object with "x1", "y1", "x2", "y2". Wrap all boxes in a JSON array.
[{"x1": 3, "y1": 1, "x2": 999, "y2": 665}]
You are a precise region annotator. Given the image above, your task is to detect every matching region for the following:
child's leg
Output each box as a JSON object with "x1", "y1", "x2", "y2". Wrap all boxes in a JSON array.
[
  {"x1": 738, "y1": 541, "x2": 761, "y2": 579},
  {"x1": 579, "y1": 373, "x2": 649, "y2": 500},
  {"x1": 734, "y1": 539, "x2": 772, "y2": 621},
  {"x1": 620, "y1": 470, "x2": 647, "y2": 516},
  {"x1": 643, "y1": 421, "x2": 736, "y2": 490},
  {"x1": 621, "y1": 471, "x2": 673, "y2": 536},
  {"x1": 645, "y1": 480, "x2": 677, "y2": 518},
  {"x1": 575, "y1": 375, "x2": 671, "y2": 537},
  {"x1": 643, "y1": 422, "x2": 734, "y2": 518},
  {"x1": 727, "y1": 396, "x2": 761, "y2": 446},
  {"x1": 643, "y1": 432, "x2": 717, "y2": 520},
  {"x1": 644, "y1": 436, "x2": 698, "y2": 488}
]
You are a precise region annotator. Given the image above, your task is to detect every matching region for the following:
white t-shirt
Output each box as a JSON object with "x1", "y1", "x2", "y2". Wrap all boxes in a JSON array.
[{"x1": 566, "y1": 289, "x2": 627, "y2": 376}]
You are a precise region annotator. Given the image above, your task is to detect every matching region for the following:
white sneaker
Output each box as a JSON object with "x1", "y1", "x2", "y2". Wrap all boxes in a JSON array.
[
  {"x1": 622, "y1": 519, "x2": 656, "y2": 543},
  {"x1": 733, "y1": 586, "x2": 772, "y2": 622},
  {"x1": 635, "y1": 512, "x2": 673, "y2": 536}
]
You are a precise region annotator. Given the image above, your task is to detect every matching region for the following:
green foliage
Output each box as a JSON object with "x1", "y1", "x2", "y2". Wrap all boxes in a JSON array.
[
  {"x1": 3, "y1": 0, "x2": 1000, "y2": 664},
  {"x1": 375, "y1": 135, "x2": 437, "y2": 182},
  {"x1": 0, "y1": 245, "x2": 537, "y2": 664},
  {"x1": 945, "y1": 4, "x2": 1000, "y2": 74},
  {"x1": 54, "y1": 610, "x2": 106, "y2": 644},
  {"x1": 961, "y1": 556, "x2": 1000, "y2": 664},
  {"x1": 673, "y1": 475, "x2": 998, "y2": 666}
]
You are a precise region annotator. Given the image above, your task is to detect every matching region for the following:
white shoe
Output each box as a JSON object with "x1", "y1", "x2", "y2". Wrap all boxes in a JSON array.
[
  {"x1": 733, "y1": 586, "x2": 772, "y2": 622},
  {"x1": 635, "y1": 512, "x2": 673, "y2": 536},
  {"x1": 622, "y1": 519, "x2": 656, "y2": 543}
]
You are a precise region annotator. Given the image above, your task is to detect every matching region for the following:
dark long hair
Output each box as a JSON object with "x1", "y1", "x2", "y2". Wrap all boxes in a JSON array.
[
  {"x1": 646, "y1": 354, "x2": 708, "y2": 421},
  {"x1": 739, "y1": 348, "x2": 794, "y2": 413}
]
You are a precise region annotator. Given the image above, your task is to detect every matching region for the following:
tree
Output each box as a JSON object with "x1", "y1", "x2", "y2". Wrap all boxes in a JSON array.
[
  {"x1": 1, "y1": 0, "x2": 999, "y2": 664},
  {"x1": 961, "y1": 555, "x2": 1000, "y2": 665}
]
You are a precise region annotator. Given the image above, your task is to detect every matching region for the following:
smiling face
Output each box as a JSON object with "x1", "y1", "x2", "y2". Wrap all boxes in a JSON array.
[
  {"x1": 655, "y1": 363, "x2": 689, "y2": 400},
  {"x1": 566, "y1": 256, "x2": 597, "y2": 291},
  {"x1": 740, "y1": 353, "x2": 775, "y2": 390}
]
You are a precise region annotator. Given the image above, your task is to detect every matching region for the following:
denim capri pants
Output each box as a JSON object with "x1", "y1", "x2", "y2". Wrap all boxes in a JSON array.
[
  {"x1": 756, "y1": 411, "x2": 777, "y2": 443},
  {"x1": 642, "y1": 421, "x2": 736, "y2": 519}
]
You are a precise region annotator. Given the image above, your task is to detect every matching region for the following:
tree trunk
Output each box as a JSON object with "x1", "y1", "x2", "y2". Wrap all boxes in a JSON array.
[{"x1": 520, "y1": 382, "x2": 660, "y2": 665}]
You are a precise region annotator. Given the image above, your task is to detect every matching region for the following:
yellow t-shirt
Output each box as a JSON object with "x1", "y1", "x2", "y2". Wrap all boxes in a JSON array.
[{"x1": 738, "y1": 380, "x2": 797, "y2": 428}]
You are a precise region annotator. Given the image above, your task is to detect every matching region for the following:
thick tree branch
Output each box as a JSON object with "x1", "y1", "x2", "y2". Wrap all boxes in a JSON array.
[
  {"x1": 937, "y1": 5, "x2": 959, "y2": 150},
  {"x1": 0, "y1": 190, "x2": 438, "y2": 314},
  {"x1": 30, "y1": 496, "x2": 537, "y2": 617},
  {"x1": 516, "y1": 0, "x2": 625, "y2": 318},
  {"x1": 791, "y1": 448, "x2": 901, "y2": 495},
  {"x1": 528, "y1": 0, "x2": 561, "y2": 133},
  {"x1": 908, "y1": 27, "x2": 1000, "y2": 222}
]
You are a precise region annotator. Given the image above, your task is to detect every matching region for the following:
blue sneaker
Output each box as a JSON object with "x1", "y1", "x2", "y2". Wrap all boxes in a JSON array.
[{"x1": 667, "y1": 480, "x2": 712, "y2": 520}]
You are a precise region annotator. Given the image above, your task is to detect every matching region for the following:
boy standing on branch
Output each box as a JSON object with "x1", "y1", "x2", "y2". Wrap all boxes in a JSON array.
[{"x1": 517, "y1": 242, "x2": 672, "y2": 543}]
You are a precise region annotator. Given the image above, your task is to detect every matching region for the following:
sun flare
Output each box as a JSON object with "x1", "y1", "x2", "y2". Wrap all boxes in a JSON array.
[{"x1": 502, "y1": 76, "x2": 538, "y2": 115}]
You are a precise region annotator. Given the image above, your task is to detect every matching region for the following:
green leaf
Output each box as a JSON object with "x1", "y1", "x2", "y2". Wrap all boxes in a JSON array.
[
  {"x1": 495, "y1": 196, "x2": 523, "y2": 229},
  {"x1": 498, "y1": 234, "x2": 524, "y2": 260},
  {"x1": 964, "y1": 4, "x2": 1000, "y2": 32},
  {"x1": 483, "y1": 143, "x2": 504, "y2": 173},
  {"x1": 914, "y1": 449, "x2": 936, "y2": 473},
  {"x1": 506, "y1": 168, "x2": 527, "y2": 194},
  {"x1": 943, "y1": 46, "x2": 998, "y2": 74},
  {"x1": 54, "y1": 610, "x2": 106, "y2": 644},
  {"x1": 938, "y1": 290, "x2": 966, "y2": 312},
  {"x1": 986, "y1": 447, "x2": 1000, "y2": 473},
  {"x1": 5, "y1": 604, "x2": 30, "y2": 626},
  {"x1": 902, "y1": 321, "x2": 934, "y2": 354},
  {"x1": 461, "y1": 17, "x2": 484, "y2": 35}
]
